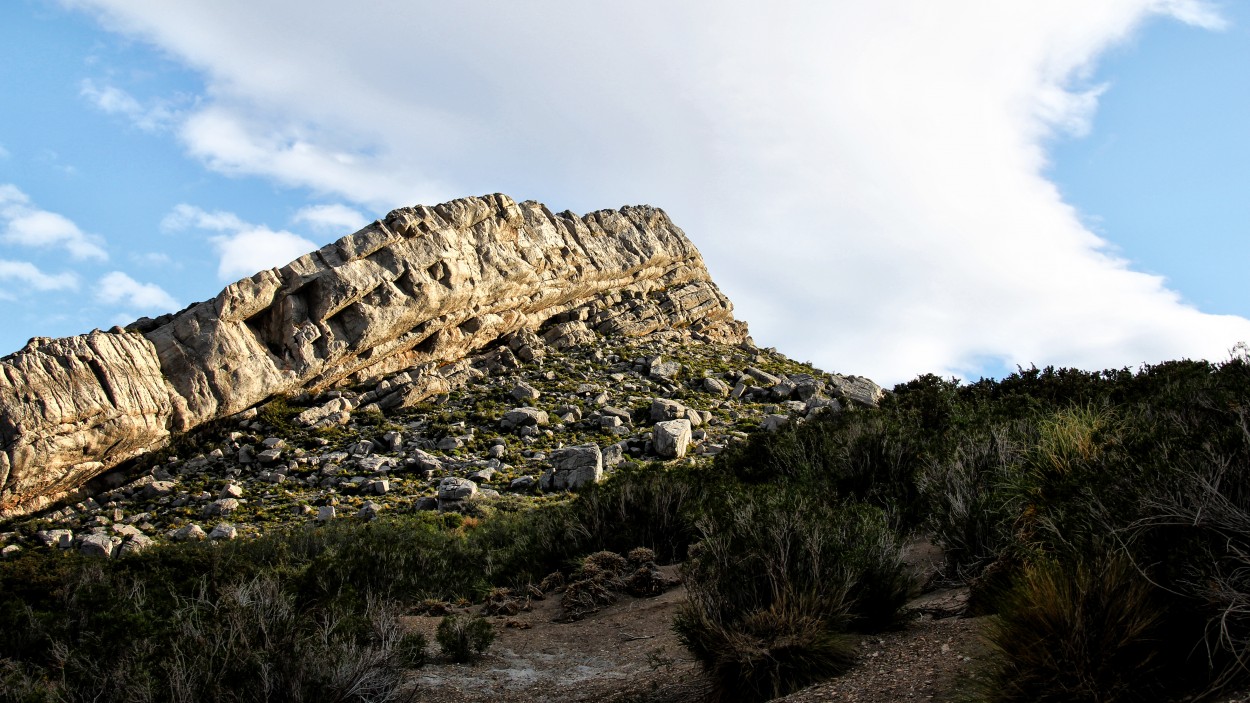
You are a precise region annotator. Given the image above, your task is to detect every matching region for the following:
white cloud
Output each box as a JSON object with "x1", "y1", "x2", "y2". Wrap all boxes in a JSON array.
[
  {"x1": 129, "y1": 251, "x2": 177, "y2": 268},
  {"x1": 292, "y1": 203, "x2": 368, "y2": 234},
  {"x1": 0, "y1": 259, "x2": 79, "y2": 291},
  {"x1": 163, "y1": 203, "x2": 317, "y2": 280},
  {"x1": 0, "y1": 183, "x2": 107, "y2": 261},
  {"x1": 96, "y1": 271, "x2": 179, "y2": 310},
  {"x1": 65, "y1": 1, "x2": 1247, "y2": 383},
  {"x1": 80, "y1": 79, "x2": 179, "y2": 132}
]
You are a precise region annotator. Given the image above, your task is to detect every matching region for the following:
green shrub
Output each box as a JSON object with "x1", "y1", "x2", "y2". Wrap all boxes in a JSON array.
[
  {"x1": 675, "y1": 489, "x2": 912, "y2": 701},
  {"x1": 436, "y1": 614, "x2": 495, "y2": 663},
  {"x1": 676, "y1": 594, "x2": 857, "y2": 703},
  {"x1": 980, "y1": 553, "x2": 1192, "y2": 703}
]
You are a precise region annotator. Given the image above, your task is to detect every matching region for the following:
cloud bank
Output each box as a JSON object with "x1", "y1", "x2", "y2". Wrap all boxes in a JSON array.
[{"x1": 63, "y1": 0, "x2": 1249, "y2": 383}]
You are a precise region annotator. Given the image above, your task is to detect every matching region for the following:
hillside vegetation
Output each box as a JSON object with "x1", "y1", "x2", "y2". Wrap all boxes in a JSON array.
[{"x1": 5, "y1": 353, "x2": 1250, "y2": 702}]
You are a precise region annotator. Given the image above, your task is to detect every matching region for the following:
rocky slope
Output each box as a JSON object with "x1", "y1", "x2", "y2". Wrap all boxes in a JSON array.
[
  {"x1": 0, "y1": 330, "x2": 881, "y2": 558},
  {"x1": 0, "y1": 194, "x2": 749, "y2": 518}
]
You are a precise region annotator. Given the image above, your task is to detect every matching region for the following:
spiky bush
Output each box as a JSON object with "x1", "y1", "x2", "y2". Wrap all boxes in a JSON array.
[
  {"x1": 435, "y1": 614, "x2": 495, "y2": 663},
  {"x1": 979, "y1": 553, "x2": 1199, "y2": 703},
  {"x1": 675, "y1": 489, "x2": 912, "y2": 701}
]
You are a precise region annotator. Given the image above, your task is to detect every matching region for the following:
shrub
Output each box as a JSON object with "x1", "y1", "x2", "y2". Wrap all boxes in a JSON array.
[
  {"x1": 675, "y1": 489, "x2": 912, "y2": 701},
  {"x1": 979, "y1": 553, "x2": 1190, "y2": 703},
  {"x1": 676, "y1": 594, "x2": 857, "y2": 703},
  {"x1": 436, "y1": 614, "x2": 495, "y2": 663}
]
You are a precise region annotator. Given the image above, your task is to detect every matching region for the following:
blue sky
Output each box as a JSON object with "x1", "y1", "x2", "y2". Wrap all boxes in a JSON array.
[{"x1": 1, "y1": 1, "x2": 1247, "y2": 385}]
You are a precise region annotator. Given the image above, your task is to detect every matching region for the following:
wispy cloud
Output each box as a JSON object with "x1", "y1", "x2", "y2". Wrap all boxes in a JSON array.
[
  {"x1": 80, "y1": 79, "x2": 180, "y2": 132},
  {"x1": 0, "y1": 259, "x2": 79, "y2": 292},
  {"x1": 65, "y1": 0, "x2": 1246, "y2": 382},
  {"x1": 0, "y1": 183, "x2": 107, "y2": 261},
  {"x1": 0, "y1": 143, "x2": 9, "y2": 159},
  {"x1": 292, "y1": 203, "x2": 368, "y2": 234},
  {"x1": 95, "y1": 271, "x2": 178, "y2": 310},
  {"x1": 163, "y1": 203, "x2": 316, "y2": 281}
]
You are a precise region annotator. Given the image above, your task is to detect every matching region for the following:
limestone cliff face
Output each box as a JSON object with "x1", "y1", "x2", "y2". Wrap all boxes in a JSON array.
[{"x1": 0, "y1": 194, "x2": 746, "y2": 516}]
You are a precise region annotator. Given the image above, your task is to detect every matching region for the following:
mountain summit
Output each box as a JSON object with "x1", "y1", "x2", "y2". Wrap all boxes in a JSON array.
[{"x1": 1, "y1": 194, "x2": 756, "y2": 516}]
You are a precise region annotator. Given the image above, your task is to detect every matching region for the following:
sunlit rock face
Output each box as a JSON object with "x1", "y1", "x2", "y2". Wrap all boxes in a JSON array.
[{"x1": 0, "y1": 194, "x2": 746, "y2": 516}]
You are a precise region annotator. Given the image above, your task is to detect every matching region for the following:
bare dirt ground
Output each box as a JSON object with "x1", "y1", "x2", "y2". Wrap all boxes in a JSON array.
[
  {"x1": 404, "y1": 567, "x2": 988, "y2": 703},
  {"x1": 406, "y1": 566, "x2": 709, "y2": 702}
]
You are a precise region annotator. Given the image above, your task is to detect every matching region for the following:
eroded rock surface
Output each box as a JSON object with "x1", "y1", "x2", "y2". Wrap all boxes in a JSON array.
[{"x1": 0, "y1": 194, "x2": 746, "y2": 516}]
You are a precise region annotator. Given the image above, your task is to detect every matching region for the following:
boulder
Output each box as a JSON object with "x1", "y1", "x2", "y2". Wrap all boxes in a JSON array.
[
  {"x1": 702, "y1": 377, "x2": 731, "y2": 396},
  {"x1": 501, "y1": 407, "x2": 549, "y2": 430},
  {"x1": 541, "y1": 444, "x2": 603, "y2": 491},
  {"x1": 650, "y1": 398, "x2": 686, "y2": 422},
  {"x1": 209, "y1": 523, "x2": 238, "y2": 540},
  {"x1": 171, "y1": 524, "x2": 207, "y2": 542},
  {"x1": 78, "y1": 533, "x2": 117, "y2": 558},
  {"x1": 203, "y1": 498, "x2": 240, "y2": 517},
  {"x1": 511, "y1": 381, "x2": 541, "y2": 401},
  {"x1": 653, "y1": 420, "x2": 692, "y2": 459}
]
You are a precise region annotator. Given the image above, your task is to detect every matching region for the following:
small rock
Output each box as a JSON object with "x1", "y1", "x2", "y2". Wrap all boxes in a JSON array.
[
  {"x1": 257, "y1": 448, "x2": 282, "y2": 463},
  {"x1": 511, "y1": 381, "x2": 542, "y2": 401},
  {"x1": 702, "y1": 377, "x2": 731, "y2": 396},
  {"x1": 143, "y1": 480, "x2": 177, "y2": 499},
  {"x1": 209, "y1": 523, "x2": 238, "y2": 540},
  {"x1": 171, "y1": 524, "x2": 208, "y2": 542},
  {"x1": 1, "y1": 544, "x2": 22, "y2": 559},
  {"x1": 650, "y1": 398, "x2": 685, "y2": 422},
  {"x1": 382, "y1": 430, "x2": 404, "y2": 452},
  {"x1": 509, "y1": 476, "x2": 537, "y2": 492},
  {"x1": 762, "y1": 414, "x2": 790, "y2": 432},
  {"x1": 219, "y1": 483, "x2": 245, "y2": 499},
  {"x1": 649, "y1": 358, "x2": 681, "y2": 380},
  {"x1": 358, "y1": 501, "x2": 382, "y2": 520},
  {"x1": 316, "y1": 505, "x2": 337, "y2": 522},
  {"x1": 501, "y1": 407, "x2": 549, "y2": 430},
  {"x1": 117, "y1": 534, "x2": 152, "y2": 556},
  {"x1": 203, "y1": 498, "x2": 240, "y2": 517}
]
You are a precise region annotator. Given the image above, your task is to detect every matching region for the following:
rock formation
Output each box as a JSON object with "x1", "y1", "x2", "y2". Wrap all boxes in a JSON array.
[{"x1": 0, "y1": 194, "x2": 747, "y2": 517}]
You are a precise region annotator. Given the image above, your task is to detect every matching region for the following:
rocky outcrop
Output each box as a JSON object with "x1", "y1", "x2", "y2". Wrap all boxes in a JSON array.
[{"x1": 0, "y1": 194, "x2": 746, "y2": 516}]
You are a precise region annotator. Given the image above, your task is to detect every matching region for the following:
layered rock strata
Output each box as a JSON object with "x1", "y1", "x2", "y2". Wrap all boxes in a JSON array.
[{"x1": 0, "y1": 194, "x2": 746, "y2": 516}]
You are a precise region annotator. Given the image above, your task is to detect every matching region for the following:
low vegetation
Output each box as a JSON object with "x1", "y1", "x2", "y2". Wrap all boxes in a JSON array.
[{"x1": 5, "y1": 350, "x2": 1250, "y2": 702}]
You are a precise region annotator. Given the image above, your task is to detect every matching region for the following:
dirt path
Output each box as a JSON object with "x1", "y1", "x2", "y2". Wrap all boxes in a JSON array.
[
  {"x1": 407, "y1": 567, "x2": 709, "y2": 702},
  {"x1": 405, "y1": 577, "x2": 986, "y2": 703}
]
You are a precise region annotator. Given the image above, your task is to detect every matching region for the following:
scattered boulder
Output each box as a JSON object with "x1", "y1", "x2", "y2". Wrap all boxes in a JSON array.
[
  {"x1": 78, "y1": 533, "x2": 117, "y2": 558},
  {"x1": 438, "y1": 477, "x2": 479, "y2": 509},
  {"x1": 650, "y1": 398, "x2": 685, "y2": 422},
  {"x1": 762, "y1": 414, "x2": 790, "y2": 432},
  {"x1": 542, "y1": 444, "x2": 604, "y2": 491},
  {"x1": 203, "y1": 498, "x2": 240, "y2": 517},
  {"x1": 702, "y1": 377, "x2": 731, "y2": 396},
  {"x1": 511, "y1": 381, "x2": 541, "y2": 401},
  {"x1": 653, "y1": 420, "x2": 692, "y2": 459},
  {"x1": 358, "y1": 501, "x2": 382, "y2": 520},
  {"x1": 501, "y1": 407, "x2": 549, "y2": 430},
  {"x1": 209, "y1": 523, "x2": 238, "y2": 540},
  {"x1": 171, "y1": 524, "x2": 207, "y2": 542}
]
